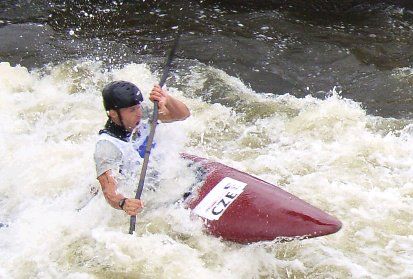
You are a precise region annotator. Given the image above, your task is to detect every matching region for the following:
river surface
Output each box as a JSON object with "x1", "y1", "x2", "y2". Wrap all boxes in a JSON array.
[{"x1": 1, "y1": 1, "x2": 413, "y2": 278}]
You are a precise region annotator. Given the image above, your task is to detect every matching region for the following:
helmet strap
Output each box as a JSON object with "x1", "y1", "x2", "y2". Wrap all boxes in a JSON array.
[{"x1": 115, "y1": 109, "x2": 126, "y2": 129}]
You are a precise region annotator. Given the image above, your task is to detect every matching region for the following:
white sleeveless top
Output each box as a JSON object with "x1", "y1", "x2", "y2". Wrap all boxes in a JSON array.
[{"x1": 94, "y1": 122, "x2": 154, "y2": 189}]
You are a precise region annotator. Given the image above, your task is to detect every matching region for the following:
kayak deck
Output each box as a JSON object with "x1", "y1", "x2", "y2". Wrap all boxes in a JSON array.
[{"x1": 182, "y1": 154, "x2": 342, "y2": 243}]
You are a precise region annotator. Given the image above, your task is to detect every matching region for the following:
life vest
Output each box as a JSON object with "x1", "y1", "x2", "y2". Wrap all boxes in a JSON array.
[{"x1": 97, "y1": 122, "x2": 154, "y2": 185}]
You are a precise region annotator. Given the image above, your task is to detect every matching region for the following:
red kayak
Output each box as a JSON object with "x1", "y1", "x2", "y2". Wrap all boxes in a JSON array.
[{"x1": 182, "y1": 154, "x2": 342, "y2": 244}]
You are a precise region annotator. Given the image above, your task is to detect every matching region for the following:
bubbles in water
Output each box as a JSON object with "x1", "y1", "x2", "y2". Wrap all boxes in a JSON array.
[{"x1": 0, "y1": 60, "x2": 413, "y2": 278}]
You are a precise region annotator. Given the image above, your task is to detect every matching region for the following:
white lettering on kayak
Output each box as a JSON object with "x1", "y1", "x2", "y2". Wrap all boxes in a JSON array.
[{"x1": 193, "y1": 177, "x2": 247, "y2": 221}]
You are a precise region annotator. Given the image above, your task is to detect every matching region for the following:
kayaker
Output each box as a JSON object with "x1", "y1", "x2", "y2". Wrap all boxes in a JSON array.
[{"x1": 94, "y1": 81, "x2": 190, "y2": 216}]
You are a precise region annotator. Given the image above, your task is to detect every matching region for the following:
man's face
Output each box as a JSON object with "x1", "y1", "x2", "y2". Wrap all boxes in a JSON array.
[{"x1": 110, "y1": 104, "x2": 142, "y2": 131}]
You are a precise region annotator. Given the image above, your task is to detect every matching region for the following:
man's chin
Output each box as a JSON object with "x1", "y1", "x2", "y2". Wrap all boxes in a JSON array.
[
  {"x1": 127, "y1": 122, "x2": 140, "y2": 132},
  {"x1": 126, "y1": 126, "x2": 135, "y2": 132}
]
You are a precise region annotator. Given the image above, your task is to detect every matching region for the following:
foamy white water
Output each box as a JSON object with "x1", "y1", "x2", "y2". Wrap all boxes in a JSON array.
[{"x1": 0, "y1": 61, "x2": 412, "y2": 278}]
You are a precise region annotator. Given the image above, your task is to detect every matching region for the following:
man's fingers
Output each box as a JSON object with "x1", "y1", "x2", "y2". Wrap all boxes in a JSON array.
[
  {"x1": 127, "y1": 199, "x2": 144, "y2": 208},
  {"x1": 149, "y1": 93, "x2": 162, "y2": 102},
  {"x1": 123, "y1": 199, "x2": 144, "y2": 215}
]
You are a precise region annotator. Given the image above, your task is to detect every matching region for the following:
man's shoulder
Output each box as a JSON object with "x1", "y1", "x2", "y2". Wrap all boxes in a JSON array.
[
  {"x1": 94, "y1": 138, "x2": 122, "y2": 159},
  {"x1": 95, "y1": 138, "x2": 118, "y2": 149},
  {"x1": 94, "y1": 138, "x2": 123, "y2": 177}
]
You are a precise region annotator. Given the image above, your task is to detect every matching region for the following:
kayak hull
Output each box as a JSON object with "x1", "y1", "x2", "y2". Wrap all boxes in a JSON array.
[{"x1": 182, "y1": 154, "x2": 342, "y2": 244}]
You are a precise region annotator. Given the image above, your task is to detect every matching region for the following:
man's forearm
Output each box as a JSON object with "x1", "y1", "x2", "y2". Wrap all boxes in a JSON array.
[
  {"x1": 97, "y1": 171, "x2": 125, "y2": 209},
  {"x1": 160, "y1": 95, "x2": 190, "y2": 122}
]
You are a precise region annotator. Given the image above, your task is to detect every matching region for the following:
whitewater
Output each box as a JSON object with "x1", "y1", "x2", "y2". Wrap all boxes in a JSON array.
[{"x1": 0, "y1": 60, "x2": 412, "y2": 278}]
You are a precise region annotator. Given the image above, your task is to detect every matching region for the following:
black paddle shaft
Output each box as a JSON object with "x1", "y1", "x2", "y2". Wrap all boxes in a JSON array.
[{"x1": 129, "y1": 34, "x2": 181, "y2": 234}]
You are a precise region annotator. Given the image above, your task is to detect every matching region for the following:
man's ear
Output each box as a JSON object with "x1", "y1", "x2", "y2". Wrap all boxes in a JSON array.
[{"x1": 108, "y1": 109, "x2": 117, "y2": 119}]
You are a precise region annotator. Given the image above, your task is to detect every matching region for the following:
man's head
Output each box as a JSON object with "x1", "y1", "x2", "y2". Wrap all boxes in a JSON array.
[
  {"x1": 102, "y1": 81, "x2": 143, "y2": 111},
  {"x1": 102, "y1": 81, "x2": 144, "y2": 131}
]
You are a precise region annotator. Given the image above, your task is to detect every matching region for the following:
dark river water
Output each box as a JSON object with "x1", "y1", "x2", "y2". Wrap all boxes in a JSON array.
[
  {"x1": 2, "y1": 2, "x2": 413, "y2": 278},
  {"x1": 1, "y1": 1, "x2": 413, "y2": 117}
]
